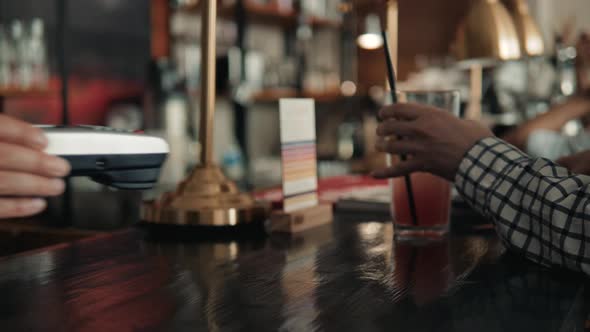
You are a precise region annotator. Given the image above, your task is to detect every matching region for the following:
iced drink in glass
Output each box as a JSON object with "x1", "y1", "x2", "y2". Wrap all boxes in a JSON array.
[{"x1": 389, "y1": 90, "x2": 460, "y2": 238}]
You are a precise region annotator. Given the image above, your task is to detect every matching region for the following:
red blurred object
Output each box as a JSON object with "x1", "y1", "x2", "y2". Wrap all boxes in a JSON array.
[{"x1": 4, "y1": 76, "x2": 143, "y2": 125}]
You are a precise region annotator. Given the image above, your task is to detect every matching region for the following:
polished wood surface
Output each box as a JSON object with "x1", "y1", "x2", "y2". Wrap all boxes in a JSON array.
[{"x1": 0, "y1": 212, "x2": 587, "y2": 331}]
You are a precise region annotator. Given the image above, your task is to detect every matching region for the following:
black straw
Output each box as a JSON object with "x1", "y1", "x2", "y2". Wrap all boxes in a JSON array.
[{"x1": 382, "y1": 30, "x2": 419, "y2": 227}]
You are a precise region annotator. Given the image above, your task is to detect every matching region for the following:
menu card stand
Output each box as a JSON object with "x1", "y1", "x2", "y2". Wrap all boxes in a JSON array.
[
  {"x1": 270, "y1": 204, "x2": 333, "y2": 234},
  {"x1": 269, "y1": 99, "x2": 333, "y2": 234}
]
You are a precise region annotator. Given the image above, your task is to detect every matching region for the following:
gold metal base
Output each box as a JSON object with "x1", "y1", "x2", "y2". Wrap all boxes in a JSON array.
[{"x1": 141, "y1": 165, "x2": 270, "y2": 226}]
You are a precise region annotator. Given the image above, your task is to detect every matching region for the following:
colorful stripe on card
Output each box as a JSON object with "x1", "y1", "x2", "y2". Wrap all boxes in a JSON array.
[
  {"x1": 281, "y1": 139, "x2": 318, "y2": 211},
  {"x1": 282, "y1": 158, "x2": 317, "y2": 183}
]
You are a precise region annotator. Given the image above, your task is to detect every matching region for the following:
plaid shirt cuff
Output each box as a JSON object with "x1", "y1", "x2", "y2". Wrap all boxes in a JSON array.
[
  {"x1": 454, "y1": 136, "x2": 590, "y2": 273},
  {"x1": 454, "y1": 137, "x2": 529, "y2": 219}
]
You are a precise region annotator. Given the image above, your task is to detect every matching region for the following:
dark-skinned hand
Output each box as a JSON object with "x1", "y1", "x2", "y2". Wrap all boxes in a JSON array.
[
  {"x1": 557, "y1": 150, "x2": 590, "y2": 176},
  {"x1": 373, "y1": 103, "x2": 493, "y2": 181}
]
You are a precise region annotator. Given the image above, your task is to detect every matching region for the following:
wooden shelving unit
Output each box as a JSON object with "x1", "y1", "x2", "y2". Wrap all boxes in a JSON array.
[
  {"x1": 0, "y1": 87, "x2": 51, "y2": 113},
  {"x1": 302, "y1": 89, "x2": 342, "y2": 102},
  {"x1": 180, "y1": 1, "x2": 342, "y2": 28},
  {"x1": 251, "y1": 88, "x2": 343, "y2": 103},
  {"x1": 252, "y1": 88, "x2": 297, "y2": 102},
  {"x1": 0, "y1": 87, "x2": 50, "y2": 98},
  {"x1": 308, "y1": 15, "x2": 342, "y2": 29},
  {"x1": 220, "y1": 2, "x2": 297, "y2": 27}
]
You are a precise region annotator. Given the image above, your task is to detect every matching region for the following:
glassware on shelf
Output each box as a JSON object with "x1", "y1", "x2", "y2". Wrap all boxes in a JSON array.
[
  {"x1": 0, "y1": 18, "x2": 49, "y2": 91},
  {"x1": 325, "y1": 0, "x2": 343, "y2": 21},
  {"x1": 301, "y1": 0, "x2": 327, "y2": 18},
  {"x1": 245, "y1": 51, "x2": 265, "y2": 90},
  {"x1": 263, "y1": 58, "x2": 280, "y2": 88},
  {"x1": 555, "y1": 37, "x2": 577, "y2": 99},
  {"x1": 278, "y1": 56, "x2": 297, "y2": 87},
  {"x1": 28, "y1": 18, "x2": 49, "y2": 88},
  {"x1": 10, "y1": 20, "x2": 31, "y2": 88},
  {"x1": 0, "y1": 25, "x2": 12, "y2": 88}
]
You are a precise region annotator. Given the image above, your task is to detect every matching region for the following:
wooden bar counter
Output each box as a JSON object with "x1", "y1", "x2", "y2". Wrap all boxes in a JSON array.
[{"x1": 0, "y1": 210, "x2": 587, "y2": 331}]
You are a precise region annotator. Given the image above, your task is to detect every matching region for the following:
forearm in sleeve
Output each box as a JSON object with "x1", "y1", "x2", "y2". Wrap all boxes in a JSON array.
[{"x1": 455, "y1": 137, "x2": 590, "y2": 274}]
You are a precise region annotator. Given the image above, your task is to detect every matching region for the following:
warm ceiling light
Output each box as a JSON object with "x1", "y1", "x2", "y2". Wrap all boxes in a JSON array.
[
  {"x1": 340, "y1": 81, "x2": 357, "y2": 96},
  {"x1": 357, "y1": 34, "x2": 384, "y2": 50},
  {"x1": 357, "y1": 14, "x2": 383, "y2": 50}
]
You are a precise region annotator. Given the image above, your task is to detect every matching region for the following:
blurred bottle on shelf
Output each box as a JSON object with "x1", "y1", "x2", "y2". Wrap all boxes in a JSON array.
[
  {"x1": 222, "y1": 142, "x2": 246, "y2": 182},
  {"x1": 298, "y1": 0, "x2": 341, "y2": 20},
  {"x1": 300, "y1": 0, "x2": 326, "y2": 18},
  {"x1": 246, "y1": 51, "x2": 266, "y2": 90},
  {"x1": 278, "y1": 56, "x2": 297, "y2": 87},
  {"x1": 0, "y1": 18, "x2": 49, "y2": 90},
  {"x1": 10, "y1": 20, "x2": 31, "y2": 88},
  {"x1": 144, "y1": 58, "x2": 194, "y2": 188},
  {"x1": 160, "y1": 87, "x2": 192, "y2": 187},
  {"x1": 554, "y1": 36, "x2": 577, "y2": 100},
  {"x1": 28, "y1": 18, "x2": 49, "y2": 88},
  {"x1": 325, "y1": 0, "x2": 343, "y2": 21},
  {"x1": 303, "y1": 69, "x2": 325, "y2": 92},
  {"x1": 337, "y1": 119, "x2": 363, "y2": 160},
  {"x1": 0, "y1": 25, "x2": 12, "y2": 88}
]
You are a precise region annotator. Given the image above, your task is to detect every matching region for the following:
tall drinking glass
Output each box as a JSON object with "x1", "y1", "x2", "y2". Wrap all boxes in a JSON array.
[{"x1": 389, "y1": 90, "x2": 460, "y2": 239}]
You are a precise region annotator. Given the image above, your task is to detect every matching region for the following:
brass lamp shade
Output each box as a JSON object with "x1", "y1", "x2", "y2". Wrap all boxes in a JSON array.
[
  {"x1": 501, "y1": 0, "x2": 544, "y2": 56},
  {"x1": 453, "y1": 0, "x2": 522, "y2": 121},
  {"x1": 454, "y1": 0, "x2": 521, "y2": 62}
]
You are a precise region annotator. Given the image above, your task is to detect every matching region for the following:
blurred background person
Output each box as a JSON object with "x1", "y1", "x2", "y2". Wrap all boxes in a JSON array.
[{"x1": 503, "y1": 33, "x2": 590, "y2": 160}]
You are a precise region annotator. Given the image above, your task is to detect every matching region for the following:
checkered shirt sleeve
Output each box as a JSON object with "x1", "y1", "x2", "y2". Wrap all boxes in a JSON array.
[{"x1": 455, "y1": 137, "x2": 590, "y2": 274}]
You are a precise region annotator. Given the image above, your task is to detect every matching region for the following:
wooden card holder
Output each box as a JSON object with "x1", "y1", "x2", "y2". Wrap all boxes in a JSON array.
[{"x1": 269, "y1": 204, "x2": 333, "y2": 234}]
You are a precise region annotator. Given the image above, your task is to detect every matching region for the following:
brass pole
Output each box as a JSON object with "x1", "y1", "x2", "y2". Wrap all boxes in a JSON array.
[
  {"x1": 141, "y1": 0, "x2": 270, "y2": 227},
  {"x1": 466, "y1": 63, "x2": 483, "y2": 120},
  {"x1": 200, "y1": 0, "x2": 217, "y2": 165}
]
